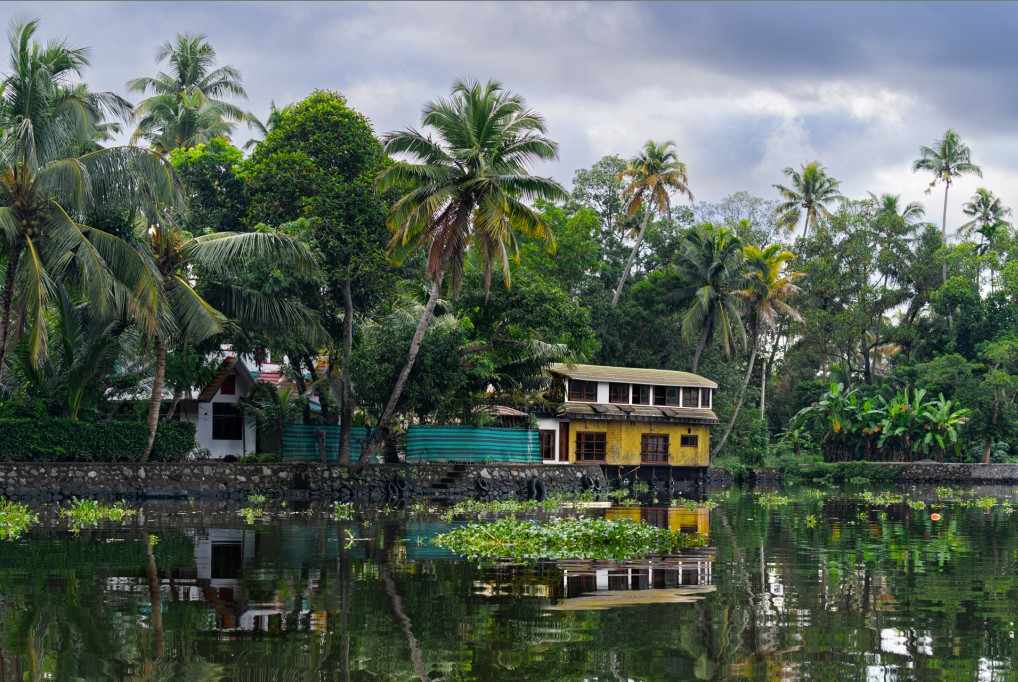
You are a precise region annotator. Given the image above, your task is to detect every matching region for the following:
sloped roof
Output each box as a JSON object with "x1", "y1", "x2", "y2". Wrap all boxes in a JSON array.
[
  {"x1": 197, "y1": 357, "x2": 254, "y2": 402},
  {"x1": 558, "y1": 401, "x2": 719, "y2": 425},
  {"x1": 548, "y1": 363, "x2": 717, "y2": 389}
]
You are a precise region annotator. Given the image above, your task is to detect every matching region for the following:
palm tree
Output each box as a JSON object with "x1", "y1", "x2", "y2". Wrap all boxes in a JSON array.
[
  {"x1": 128, "y1": 33, "x2": 253, "y2": 153},
  {"x1": 961, "y1": 187, "x2": 1011, "y2": 243},
  {"x1": 137, "y1": 213, "x2": 318, "y2": 460},
  {"x1": 0, "y1": 20, "x2": 176, "y2": 377},
  {"x1": 912, "y1": 129, "x2": 982, "y2": 282},
  {"x1": 676, "y1": 223, "x2": 746, "y2": 372},
  {"x1": 869, "y1": 192, "x2": 925, "y2": 225},
  {"x1": 373, "y1": 79, "x2": 564, "y2": 454},
  {"x1": 612, "y1": 140, "x2": 692, "y2": 305},
  {"x1": 711, "y1": 244, "x2": 802, "y2": 457},
  {"x1": 773, "y1": 162, "x2": 843, "y2": 238}
]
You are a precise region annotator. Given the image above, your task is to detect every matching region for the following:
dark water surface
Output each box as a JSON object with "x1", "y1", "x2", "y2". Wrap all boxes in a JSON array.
[{"x1": 2, "y1": 487, "x2": 1017, "y2": 681}]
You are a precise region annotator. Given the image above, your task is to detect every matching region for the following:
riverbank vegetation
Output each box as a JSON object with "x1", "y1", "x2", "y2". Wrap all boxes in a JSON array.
[{"x1": 0, "y1": 20, "x2": 1015, "y2": 466}]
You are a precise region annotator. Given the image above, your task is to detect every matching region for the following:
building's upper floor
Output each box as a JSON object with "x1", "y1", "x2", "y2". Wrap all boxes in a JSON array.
[{"x1": 548, "y1": 363, "x2": 716, "y2": 410}]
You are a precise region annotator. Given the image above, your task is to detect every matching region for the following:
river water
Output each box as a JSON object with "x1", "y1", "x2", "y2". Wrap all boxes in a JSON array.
[{"x1": 0, "y1": 485, "x2": 1016, "y2": 681}]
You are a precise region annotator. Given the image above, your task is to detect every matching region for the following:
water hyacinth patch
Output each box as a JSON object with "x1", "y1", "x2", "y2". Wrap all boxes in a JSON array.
[
  {"x1": 61, "y1": 499, "x2": 137, "y2": 530},
  {"x1": 433, "y1": 517, "x2": 708, "y2": 561},
  {"x1": 0, "y1": 499, "x2": 38, "y2": 540}
]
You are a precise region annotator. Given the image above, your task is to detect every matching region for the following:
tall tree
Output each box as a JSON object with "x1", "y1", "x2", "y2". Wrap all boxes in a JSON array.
[
  {"x1": 869, "y1": 192, "x2": 925, "y2": 225},
  {"x1": 612, "y1": 140, "x2": 692, "y2": 305},
  {"x1": 136, "y1": 214, "x2": 318, "y2": 460},
  {"x1": 240, "y1": 91, "x2": 389, "y2": 464},
  {"x1": 372, "y1": 79, "x2": 564, "y2": 456},
  {"x1": 712, "y1": 244, "x2": 802, "y2": 457},
  {"x1": 0, "y1": 19, "x2": 175, "y2": 377},
  {"x1": 773, "y1": 161, "x2": 843, "y2": 238},
  {"x1": 912, "y1": 129, "x2": 982, "y2": 282},
  {"x1": 676, "y1": 223, "x2": 746, "y2": 372},
  {"x1": 128, "y1": 33, "x2": 253, "y2": 153}
]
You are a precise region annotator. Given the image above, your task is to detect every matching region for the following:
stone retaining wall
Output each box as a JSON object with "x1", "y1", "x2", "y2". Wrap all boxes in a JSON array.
[
  {"x1": 0, "y1": 462, "x2": 608, "y2": 504},
  {"x1": 754, "y1": 462, "x2": 1018, "y2": 483}
]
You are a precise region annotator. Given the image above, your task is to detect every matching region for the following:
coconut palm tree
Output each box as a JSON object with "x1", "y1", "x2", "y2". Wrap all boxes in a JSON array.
[
  {"x1": 372, "y1": 79, "x2": 564, "y2": 454},
  {"x1": 912, "y1": 129, "x2": 982, "y2": 282},
  {"x1": 961, "y1": 187, "x2": 1011, "y2": 243},
  {"x1": 868, "y1": 192, "x2": 925, "y2": 225},
  {"x1": 773, "y1": 162, "x2": 843, "y2": 238},
  {"x1": 711, "y1": 244, "x2": 802, "y2": 457},
  {"x1": 128, "y1": 33, "x2": 253, "y2": 153},
  {"x1": 676, "y1": 223, "x2": 746, "y2": 372},
  {"x1": 612, "y1": 140, "x2": 693, "y2": 305},
  {"x1": 137, "y1": 212, "x2": 318, "y2": 460},
  {"x1": 0, "y1": 19, "x2": 176, "y2": 377}
]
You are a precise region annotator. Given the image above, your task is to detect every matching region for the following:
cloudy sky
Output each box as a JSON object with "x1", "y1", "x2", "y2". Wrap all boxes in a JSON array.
[{"x1": 3, "y1": 1, "x2": 1016, "y2": 228}]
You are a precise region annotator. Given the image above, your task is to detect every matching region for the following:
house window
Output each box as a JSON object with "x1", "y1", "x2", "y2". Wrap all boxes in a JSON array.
[
  {"x1": 641, "y1": 434, "x2": 669, "y2": 463},
  {"x1": 576, "y1": 432, "x2": 607, "y2": 462},
  {"x1": 220, "y1": 374, "x2": 236, "y2": 395},
  {"x1": 608, "y1": 383, "x2": 630, "y2": 404},
  {"x1": 653, "y1": 386, "x2": 680, "y2": 406},
  {"x1": 701, "y1": 388, "x2": 712, "y2": 408},
  {"x1": 680, "y1": 434, "x2": 699, "y2": 448},
  {"x1": 540, "y1": 430, "x2": 556, "y2": 461},
  {"x1": 568, "y1": 380, "x2": 598, "y2": 402},
  {"x1": 682, "y1": 387, "x2": 700, "y2": 408},
  {"x1": 632, "y1": 384, "x2": 652, "y2": 405},
  {"x1": 212, "y1": 403, "x2": 243, "y2": 440}
]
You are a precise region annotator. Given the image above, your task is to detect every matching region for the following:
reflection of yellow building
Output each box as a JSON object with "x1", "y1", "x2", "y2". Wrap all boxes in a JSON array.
[
  {"x1": 537, "y1": 364, "x2": 718, "y2": 466},
  {"x1": 606, "y1": 506, "x2": 711, "y2": 536}
]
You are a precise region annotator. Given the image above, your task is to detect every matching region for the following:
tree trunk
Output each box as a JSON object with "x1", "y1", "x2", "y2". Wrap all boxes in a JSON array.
[
  {"x1": 611, "y1": 210, "x2": 651, "y2": 306},
  {"x1": 339, "y1": 278, "x2": 354, "y2": 466},
  {"x1": 164, "y1": 387, "x2": 184, "y2": 421},
  {"x1": 759, "y1": 356, "x2": 767, "y2": 420},
  {"x1": 142, "y1": 338, "x2": 167, "y2": 462},
  {"x1": 691, "y1": 318, "x2": 714, "y2": 373},
  {"x1": 983, "y1": 401, "x2": 1000, "y2": 464},
  {"x1": 712, "y1": 339, "x2": 758, "y2": 458},
  {"x1": 0, "y1": 243, "x2": 23, "y2": 380},
  {"x1": 941, "y1": 182, "x2": 950, "y2": 284},
  {"x1": 366, "y1": 272, "x2": 446, "y2": 460},
  {"x1": 802, "y1": 212, "x2": 811, "y2": 241}
]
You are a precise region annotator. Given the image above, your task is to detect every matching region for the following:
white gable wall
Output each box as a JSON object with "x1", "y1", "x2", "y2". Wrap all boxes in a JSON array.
[{"x1": 196, "y1": 370, "x2": 257, "y2": 458}]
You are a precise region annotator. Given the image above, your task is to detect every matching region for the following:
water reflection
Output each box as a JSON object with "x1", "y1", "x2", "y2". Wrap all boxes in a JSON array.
[{"x1": 0, "y1": 491, "x2": 1017, "y2": 680}]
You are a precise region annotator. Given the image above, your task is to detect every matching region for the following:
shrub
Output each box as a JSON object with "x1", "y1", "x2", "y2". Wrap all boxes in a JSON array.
[{"x1": 0, "y1": 419, "x2": 195, "y2": 462}]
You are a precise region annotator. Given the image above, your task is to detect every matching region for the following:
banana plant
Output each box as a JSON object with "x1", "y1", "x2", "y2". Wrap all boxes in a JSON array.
[{"x1": 918, "y1": 394, "x2": 970, "y2": 460}]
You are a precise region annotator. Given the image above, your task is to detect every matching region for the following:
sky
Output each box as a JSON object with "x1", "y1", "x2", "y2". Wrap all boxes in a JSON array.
[{"x1": 3, "y1": 1, "x2": 1018, "y2": 229}]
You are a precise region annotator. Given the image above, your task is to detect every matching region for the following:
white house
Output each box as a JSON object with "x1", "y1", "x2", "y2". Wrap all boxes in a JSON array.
[{"x1": 182, "y1": 357, "x2": 258, "y2": 459}]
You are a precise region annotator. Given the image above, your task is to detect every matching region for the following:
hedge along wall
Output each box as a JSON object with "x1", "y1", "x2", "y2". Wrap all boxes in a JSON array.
[
  {"x1": 0, "y1": 419, "x2": 195, "y2": 462},
  {"x1": 405, "y1": 426, "x2": 541, "y2": 463},
  {"x1": 281, "y1": 424, "x2": 369, "y2": 462}
]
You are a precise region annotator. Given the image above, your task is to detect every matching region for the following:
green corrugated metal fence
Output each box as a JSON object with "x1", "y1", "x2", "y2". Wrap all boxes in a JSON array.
[
  {"x1": 281, "y1": 425, "x2": 368, "y2": 462},
  {"x1": 405, "y1": 425, "x2": 540, "y2": 463}
]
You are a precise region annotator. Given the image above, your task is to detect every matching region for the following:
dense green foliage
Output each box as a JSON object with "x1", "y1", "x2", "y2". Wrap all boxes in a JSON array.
[
  {"x1": 0, "y1": 419, "x2": 195, "y2": 461},
  {"x1": 434, "y1": 516, "x2": 708, "y2": 561},
  {"x1": 0, "y1": 20, "x2": 1015, "y2": 468}
]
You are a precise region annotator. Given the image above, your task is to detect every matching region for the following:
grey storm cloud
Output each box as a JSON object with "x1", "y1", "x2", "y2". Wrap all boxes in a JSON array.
[{"x1": 3, "y1": 1, "x2": 1018, "y2": 228}]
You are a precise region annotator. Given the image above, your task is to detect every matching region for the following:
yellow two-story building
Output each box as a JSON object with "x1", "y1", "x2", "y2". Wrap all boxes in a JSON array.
[{"x1": 538, "y1": 363, "x2": 718, "y2": 468}]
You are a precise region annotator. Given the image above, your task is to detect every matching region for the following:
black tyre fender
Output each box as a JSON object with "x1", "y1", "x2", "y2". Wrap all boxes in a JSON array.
[{"x1": 532, "y1": 477, "x2": 547, "y2": 502}]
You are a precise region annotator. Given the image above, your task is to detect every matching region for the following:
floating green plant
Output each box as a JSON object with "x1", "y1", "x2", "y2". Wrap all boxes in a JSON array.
[
  {"x1": 332, "y1": 501, "x2": 355, "y2": 521},
  {"x1": 61, "y1": 499, "x2": 136, "y2": 529},
  {"x1": 755, "y1": 492, "x2": 792, "y2": 508},
  {"x1": 238, "y1": 494, "x2": 269, "y2": 524},
  {"x1": 434, "y1": 516, "x2": 707, "y2": 561},
  {"x1": 0, "y1": 499, "x2": 37, "y2": 540}
]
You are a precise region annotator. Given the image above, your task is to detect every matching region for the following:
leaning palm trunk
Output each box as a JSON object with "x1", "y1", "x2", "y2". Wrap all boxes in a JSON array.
[
  {"x1": 0, "y1": 244, "x2": 23, "y2": 378},
  {"x1": 612, "y1": 211, "x2": 651, "y2": 306},
  {"x1": 691, "y1": 318, "x2": 714, "y2": 373},
  {"x1": 142, "y1": 338, "x2": 167, "y2": 462},
  {"x1": 366, "y1": 272, "x2": 446, "y2": 461},
  {"x1": 712, "y1": 340, "x2": 758, "y2": 458}
]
